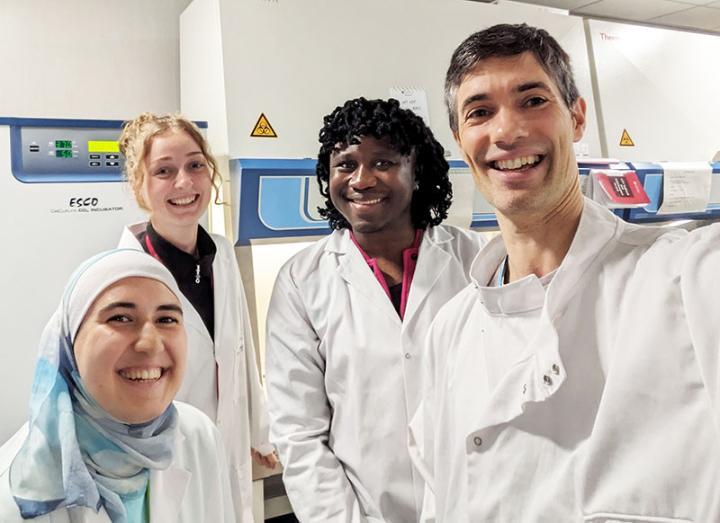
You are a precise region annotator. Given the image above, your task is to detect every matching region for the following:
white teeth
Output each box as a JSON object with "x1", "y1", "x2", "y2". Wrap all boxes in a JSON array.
[
  {"x1": 494, "y1": 155, "x2": 541, "y2": 171},
  {"x1": 352, "y1": 198, "x2": 382, "y2": 205},
  {"x1": 119, "y1": 368, "x2": 162, "y2": 381},
  {"x1": 170, "y1": 195, "x2": 196, "y2": 206}
]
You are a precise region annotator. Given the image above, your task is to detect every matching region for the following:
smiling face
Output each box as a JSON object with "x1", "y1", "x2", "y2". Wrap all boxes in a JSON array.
[
  {"x1": 73, "y1": 277, "x2": 186, "y2": 424},
  {"x1": 328, "y1": 136, "x2": 415, "y2": 236},
  {"x1": 453, "y1": 52, "x2": 586, "y2": 219},
  {"x1": 141, "y1": 130, "x2": 212, "y2": 234}
]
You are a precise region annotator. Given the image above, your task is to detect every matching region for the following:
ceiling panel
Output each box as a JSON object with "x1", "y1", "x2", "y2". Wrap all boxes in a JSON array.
[
  {"x1": 506, "y1": 0, "x2": 720, "y2": 33},
  {"x1": 505, "y1": 0, "x2": 596, "y2": 8},
  {"x1": 672, "y1": 0, "x2": 717, "y2": 4},
  {"x1": 651, "y1": 6, "x2": 720, "y2": 29},
  {"x1": 576, "y1": 0, "x2": 695, "y2": 21}
]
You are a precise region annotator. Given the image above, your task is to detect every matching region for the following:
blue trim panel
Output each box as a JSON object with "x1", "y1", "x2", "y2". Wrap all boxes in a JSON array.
[
  {"x1": 231, "y1": 159, "x2": 720, "y2": 245},
  {"x1": 232, "y1": 158, "x2": 720, "y2": 244},
  {"x1": 234, "y1": 158, "x2": 331, "y2": 246}
]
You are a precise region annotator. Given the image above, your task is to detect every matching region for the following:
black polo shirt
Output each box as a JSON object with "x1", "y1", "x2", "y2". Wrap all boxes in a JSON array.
[{"x1": 137, "y1": 223, "x2": 217, "y2": 339}]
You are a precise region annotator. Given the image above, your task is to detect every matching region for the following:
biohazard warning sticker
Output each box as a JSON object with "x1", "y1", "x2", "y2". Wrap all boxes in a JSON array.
[
  {"x1": 619, "y1": 129, "x2": 635, "y2": 147},
  {"x1": 251, "y1": 113, "x2": 277, "y2": 138}
]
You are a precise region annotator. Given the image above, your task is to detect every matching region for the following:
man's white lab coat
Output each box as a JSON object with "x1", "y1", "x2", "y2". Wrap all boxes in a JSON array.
[{"x1": 412, "y1": 199, "x2": 720, "y2": 522}]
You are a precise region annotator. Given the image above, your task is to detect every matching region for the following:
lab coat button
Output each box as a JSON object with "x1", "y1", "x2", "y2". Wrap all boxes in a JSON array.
[
  {"x1": 543, "y1": 375, "x2": 553, "y2": 386},
  {"x1": 473, "y1": 436, "x2": 483, "y2": 447},
  {"x1": 551, "y1": 364, "x2": 560, "y2": 375},
  {"x1": 404, "y1": 353, "x2": 411, "y2": 359}
]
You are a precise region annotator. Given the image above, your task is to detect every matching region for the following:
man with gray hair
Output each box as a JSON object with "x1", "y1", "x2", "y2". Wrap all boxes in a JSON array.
[{"x1": 411, "y1": 23, "x2": 720, "y2": 521}]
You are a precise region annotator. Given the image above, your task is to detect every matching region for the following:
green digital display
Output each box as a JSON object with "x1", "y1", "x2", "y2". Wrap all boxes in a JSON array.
[
  {"x1": 55, "y1": 149, "x2": 73, "y2": 159},
  {"x1": 55, "y1": 140, "x2": 72, "y2": 149}
]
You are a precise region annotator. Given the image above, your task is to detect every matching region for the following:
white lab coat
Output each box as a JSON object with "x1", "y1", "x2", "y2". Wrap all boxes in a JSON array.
[
  {"x1": 0, "y1": 402, "x2": 235, "y2": 522},
  {"x1": 266, "y1": 225, "x2": 485, "y2": 523},
  {"x1": 412, "y1": 198, "x2": 720, "y2": 522},
  {"x1": 119, "y1": 223, "x2": 271, "y2": 523}
]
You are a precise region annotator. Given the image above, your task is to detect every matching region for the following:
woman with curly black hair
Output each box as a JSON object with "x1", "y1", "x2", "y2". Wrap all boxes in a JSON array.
[
  {"x1": 265, "y1": 98, "x2": 484, "y2": 523},
  {"x1": 315, "y1": 97, "x2": 453, "y2": 232}
]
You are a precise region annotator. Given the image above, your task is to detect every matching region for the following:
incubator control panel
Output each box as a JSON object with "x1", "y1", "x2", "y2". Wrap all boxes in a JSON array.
[
  {"x1": 12, "y1": 125, "x2": 124, "y2": 182},
  {"x1": 4, "y1": 117, "x2": 206, "y2": 184}
]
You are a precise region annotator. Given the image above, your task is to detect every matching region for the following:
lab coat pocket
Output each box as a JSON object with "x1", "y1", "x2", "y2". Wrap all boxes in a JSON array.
[{"x1": 583, "y1": 512, "x2": 693, "y2": 523}]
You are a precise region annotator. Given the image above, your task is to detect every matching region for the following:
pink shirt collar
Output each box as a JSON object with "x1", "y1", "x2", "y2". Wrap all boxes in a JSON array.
[{"x1": 350, "y1": 229, "x2": 423, "y2": 319}]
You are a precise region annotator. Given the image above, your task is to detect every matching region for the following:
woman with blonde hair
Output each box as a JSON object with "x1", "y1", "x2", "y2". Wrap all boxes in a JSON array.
[{"x1": 117, "y1": 113, "x2": 276, "y2": 522}]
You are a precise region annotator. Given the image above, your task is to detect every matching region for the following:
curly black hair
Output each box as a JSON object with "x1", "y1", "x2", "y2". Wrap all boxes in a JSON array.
[{"x1": 316, "y1": 97, "x2": 452, "y2": 230}]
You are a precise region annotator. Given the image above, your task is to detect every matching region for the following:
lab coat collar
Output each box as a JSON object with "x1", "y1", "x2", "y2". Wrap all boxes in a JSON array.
[
  {"x1": 327, "y1": 227, "x2": 454, "y2": 325},
  {"x1": 468, "y1": 237, "x2": 547, "y2": 315},
  {"x1": 323, "y1": 224, "x2": 454, "y2": 255},
  {"x1": 423, "y1": 224, "x2": 454, "y2": 245},
  {"x1": 119, "y1": 222, "x2": 146, "y2": 247},
  {"x1": 330, "y1": 230, "x2": 402, "y2": 324},
  {"x1": 544, "y1": 198, "x2": 621, "y2": 317},
  {"x1": 469, "y1": 198, "x2": 621, "y2": 318},
  {"x1": 402, "y1": 227, "x2": 452, "y2": 323},
  {"x1": 323, "y1": 227, "x2": 348, "y2": 254}
]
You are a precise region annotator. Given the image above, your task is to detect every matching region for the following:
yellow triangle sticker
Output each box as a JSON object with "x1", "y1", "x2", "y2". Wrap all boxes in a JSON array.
[
  {"x1": 250, "y1": 113, "x2": 277, "y2": 138},
  {"x1": 619, "y1": 129, "x2": 635, "y2": 147}
]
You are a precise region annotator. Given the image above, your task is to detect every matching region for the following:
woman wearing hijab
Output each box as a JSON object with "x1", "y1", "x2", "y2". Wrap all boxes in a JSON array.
[
  {"x1": 117, "y1": 113, "x2": 276, "y2": 522},
  {"x1": 0, "y1": 249, "x2": 235, "y2": 522}
]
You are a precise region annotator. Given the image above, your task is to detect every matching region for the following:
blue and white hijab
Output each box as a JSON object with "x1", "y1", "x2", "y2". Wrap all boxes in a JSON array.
[{"x1": 9, "y1": 249, "x2": 184, "y2": 522}]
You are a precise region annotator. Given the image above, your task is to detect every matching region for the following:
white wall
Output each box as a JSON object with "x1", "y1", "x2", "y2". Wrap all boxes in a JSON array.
[
  {"x1": 210, "y1": 0, "x2": 602, "y2": 160},
  {"x1": 587, "y1": 19, "x2": 720, "y2": 162},
  {"x1": 179, "y1": 0, "x2": 232, "y2": 240},
  {"x1": 0, "y1": 0, "x2": 191, "y2": 119},
  {"x1": 0, "y1": 0, "x2": 191, "y2": 443}
]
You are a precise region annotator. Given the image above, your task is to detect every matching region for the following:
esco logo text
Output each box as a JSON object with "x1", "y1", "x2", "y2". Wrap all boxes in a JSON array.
[{"x1": 69, "y1": 197, "x2": 99, "y2": 207}]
